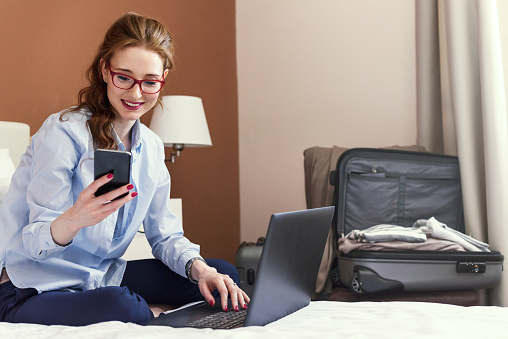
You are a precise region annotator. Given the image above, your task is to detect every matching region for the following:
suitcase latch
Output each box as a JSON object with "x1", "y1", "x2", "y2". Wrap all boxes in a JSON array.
[{"x1": 456, "y1": 262, "x2": 486, "y2": 273}]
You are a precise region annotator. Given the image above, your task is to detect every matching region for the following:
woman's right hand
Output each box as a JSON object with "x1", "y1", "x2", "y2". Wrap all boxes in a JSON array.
[{"x1": 50, "y1": 173, "x2": 137, "y2": 246}]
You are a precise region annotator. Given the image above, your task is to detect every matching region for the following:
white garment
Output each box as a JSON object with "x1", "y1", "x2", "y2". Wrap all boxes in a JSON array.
[
  {"x1": 413, "y1": 217, "x2": 490, "y2": 252},
  {"x1": 346, "y1": 224, "x2": 427, "y2": 243}
]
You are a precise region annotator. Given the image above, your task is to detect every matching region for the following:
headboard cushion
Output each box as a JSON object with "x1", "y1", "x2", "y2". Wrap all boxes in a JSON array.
[
  {"x1": 0, "y1": 148, "x2": 16, "y2": 205},
  {"x1": 0, "y1": 121, "x2": 30, "y2": 167}
]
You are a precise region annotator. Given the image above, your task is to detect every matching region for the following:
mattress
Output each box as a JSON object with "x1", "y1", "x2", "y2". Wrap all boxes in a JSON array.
[{"x1": 1, "y1": 300, "x2": 507, "y2": 338}]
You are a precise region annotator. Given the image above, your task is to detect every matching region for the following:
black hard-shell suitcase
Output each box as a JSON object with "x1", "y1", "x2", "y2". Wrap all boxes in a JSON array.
[
  {"x1": 332, "y1": 148, "x2": 504, "y2": 294},
  {"x1": 235, "y1": 237, "x2": 265, "y2": 297}
]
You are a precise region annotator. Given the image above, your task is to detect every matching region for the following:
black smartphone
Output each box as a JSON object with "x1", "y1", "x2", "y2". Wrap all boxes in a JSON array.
[{"x1": 94, "y1": 149, "x2": 131, "y2": 199}]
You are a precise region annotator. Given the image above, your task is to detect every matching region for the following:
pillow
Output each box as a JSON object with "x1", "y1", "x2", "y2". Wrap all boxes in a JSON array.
[{"x1": 0, "y1": 149, "x2": 16, "y2": 205}]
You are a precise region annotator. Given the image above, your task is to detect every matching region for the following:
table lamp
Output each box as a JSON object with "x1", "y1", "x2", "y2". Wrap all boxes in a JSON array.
[{"x1": 150, "y1": 95, "x2": 212, "y2": 162}]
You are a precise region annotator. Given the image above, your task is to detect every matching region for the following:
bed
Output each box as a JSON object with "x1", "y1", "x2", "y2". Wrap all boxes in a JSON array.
[
  {"x1": 1, "y1": 301, "x2": 508, "y2": 338},
  {"x1": 2, "y1": 122, "x2": 508, "y2": 337}
]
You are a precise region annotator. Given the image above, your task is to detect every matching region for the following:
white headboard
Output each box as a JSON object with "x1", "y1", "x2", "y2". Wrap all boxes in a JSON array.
[{"x1": 0, "y1": 121, "x2": 30, "y2": 166}]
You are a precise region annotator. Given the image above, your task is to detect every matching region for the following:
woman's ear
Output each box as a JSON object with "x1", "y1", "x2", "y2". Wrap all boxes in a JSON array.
[
  {"x1": 163, "y1": 69, "x2": 169, "y2": 79},
  {"x1": 100, "y1": 59, "x2": 108, "y2": 83}
]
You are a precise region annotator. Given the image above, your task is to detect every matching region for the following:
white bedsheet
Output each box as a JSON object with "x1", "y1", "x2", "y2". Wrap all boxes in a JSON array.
[{"x1": 1, "y1": 301, "x2": 507, "y2": 338}]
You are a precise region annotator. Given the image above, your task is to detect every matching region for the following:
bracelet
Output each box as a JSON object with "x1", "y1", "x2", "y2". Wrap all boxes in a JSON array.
[{"x1": 185, "y1": 257, "x2": 206, "y2": 284}]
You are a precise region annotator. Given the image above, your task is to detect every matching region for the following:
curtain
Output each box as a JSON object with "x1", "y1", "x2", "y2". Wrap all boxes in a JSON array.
[{"x1": 416, "y1": 0, "x2": 508, "y2": 306}]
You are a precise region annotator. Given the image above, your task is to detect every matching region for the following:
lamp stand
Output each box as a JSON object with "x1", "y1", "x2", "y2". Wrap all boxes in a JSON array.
[{"x1": 165, "y1": 144, "x2": 185, "y2": 163}]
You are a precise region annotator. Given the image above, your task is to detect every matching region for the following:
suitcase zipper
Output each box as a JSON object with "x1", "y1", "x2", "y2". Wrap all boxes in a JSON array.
[{"x1": 348, "y1": 171, "x2": 458, "y2": 181}]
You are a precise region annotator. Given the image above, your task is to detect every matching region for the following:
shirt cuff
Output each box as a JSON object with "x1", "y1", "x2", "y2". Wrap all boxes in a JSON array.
[{"x1": 39, "y1": 221, "x2": 73, "y2": 251}]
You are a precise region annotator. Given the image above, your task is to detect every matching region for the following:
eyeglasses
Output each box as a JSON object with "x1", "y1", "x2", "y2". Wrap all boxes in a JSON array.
[{"x1": 108, "y1": 64, "x2": 166, "y2": 94}]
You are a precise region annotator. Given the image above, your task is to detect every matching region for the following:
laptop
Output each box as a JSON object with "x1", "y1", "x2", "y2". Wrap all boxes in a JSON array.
[{"x1": 143, "y1": 206, "x2": 334, "y2": 329}]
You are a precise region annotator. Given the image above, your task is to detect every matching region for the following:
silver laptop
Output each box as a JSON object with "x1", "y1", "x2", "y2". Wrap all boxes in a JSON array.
[{"x1": 143, "y1": 206, "x2": 334, "y2": 328}]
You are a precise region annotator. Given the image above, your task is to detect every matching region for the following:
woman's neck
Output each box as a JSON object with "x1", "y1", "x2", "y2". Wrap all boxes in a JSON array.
[{"x1": 113, "y1": 120, "x2": 135, "y2": 151}]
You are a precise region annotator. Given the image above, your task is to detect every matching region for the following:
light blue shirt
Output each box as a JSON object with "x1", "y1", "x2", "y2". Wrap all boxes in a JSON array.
[{"x1": 0, "y1": 108, "x2": 201, "y2": 292}]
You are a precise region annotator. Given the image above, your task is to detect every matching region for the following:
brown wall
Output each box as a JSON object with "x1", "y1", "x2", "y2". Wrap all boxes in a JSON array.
[{"x1": 0, "y1": 1, "x2": 240, "y2": 262}]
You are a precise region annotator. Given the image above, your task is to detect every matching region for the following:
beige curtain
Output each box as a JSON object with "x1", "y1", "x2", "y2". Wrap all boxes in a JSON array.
[{"x1": 416, "y1": 0, "x2": 508, "y2": 306}]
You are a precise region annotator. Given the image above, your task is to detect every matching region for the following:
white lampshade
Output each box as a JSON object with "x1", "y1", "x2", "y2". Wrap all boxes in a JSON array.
[{"x1": 150, "y1": 95, "x2": 212, "y2": 148}]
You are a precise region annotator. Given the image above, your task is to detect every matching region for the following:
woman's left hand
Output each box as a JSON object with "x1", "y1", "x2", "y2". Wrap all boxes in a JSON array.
[{"x1": 191, "y1": 260, "x2": 250, "y2": 312}]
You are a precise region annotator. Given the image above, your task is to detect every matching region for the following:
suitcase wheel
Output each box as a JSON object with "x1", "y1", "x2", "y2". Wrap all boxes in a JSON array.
[
  {"x1": 350, "y1": 267, "x2": 404, "y2": 295},
  {"x1": 350, "y1": 272, "x2": 365, "y2": 294},
  {"x1": 330, "y1": 267, "x2": 342, "y2": 288}
]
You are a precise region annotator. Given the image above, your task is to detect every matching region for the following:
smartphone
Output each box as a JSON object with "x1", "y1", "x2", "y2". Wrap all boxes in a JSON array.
[{"x1": 94, "y1": 149, "x2": 131, "y2": 199}]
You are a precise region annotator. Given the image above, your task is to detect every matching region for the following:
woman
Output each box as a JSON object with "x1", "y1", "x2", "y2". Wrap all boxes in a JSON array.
[{"x1": 0, "y1": 12, "x2": 248, "y2": 326}]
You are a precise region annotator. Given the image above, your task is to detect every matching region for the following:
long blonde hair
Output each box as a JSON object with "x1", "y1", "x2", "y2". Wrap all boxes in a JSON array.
[{"x1": 62, "y1": 12, "x2": 175, "y2": 149}]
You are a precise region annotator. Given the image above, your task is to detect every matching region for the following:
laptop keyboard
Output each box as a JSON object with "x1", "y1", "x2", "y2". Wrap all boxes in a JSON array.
[{"x1": 187, "y1": 309, "x2": 247, "y2": 329}]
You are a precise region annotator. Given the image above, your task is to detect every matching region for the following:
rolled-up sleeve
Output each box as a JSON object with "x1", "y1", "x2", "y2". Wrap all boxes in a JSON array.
[{"x1": 22, "y1": 221, "x2": 71, "y2": 258}]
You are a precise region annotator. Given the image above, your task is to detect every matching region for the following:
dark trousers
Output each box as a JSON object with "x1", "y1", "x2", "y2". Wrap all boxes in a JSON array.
[{"x1": 0, "y1": 258, "x2": 239, "y2": 326}]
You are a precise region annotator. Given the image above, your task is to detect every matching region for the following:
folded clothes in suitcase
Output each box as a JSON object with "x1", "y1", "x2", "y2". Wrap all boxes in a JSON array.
[{"x1": 332, "y1": 148, "x2": 504, "y2": 295}]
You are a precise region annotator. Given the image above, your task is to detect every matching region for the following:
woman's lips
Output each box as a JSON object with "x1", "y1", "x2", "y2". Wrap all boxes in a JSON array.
[{"x1": 121, "y1": 100, "x2": 144, "y2": 110}]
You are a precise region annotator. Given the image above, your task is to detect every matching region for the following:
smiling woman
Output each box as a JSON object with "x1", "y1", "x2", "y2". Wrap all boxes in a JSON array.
[{"x1": 0, "y1": 12, "x2": 247, "y2": 326}]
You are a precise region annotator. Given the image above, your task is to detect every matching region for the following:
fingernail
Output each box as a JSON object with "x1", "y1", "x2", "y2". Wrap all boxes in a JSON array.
[
  {"x1": 235, "y1": 305, "x2": 239, "y2": 312},
  {"x1": 107, "y1": 173, "x2": 113, "y2": 179},
  {"x1": 224, "y1": 306, "x2": 228, "y2": 312},
  {"x1": 131, "y1": 192, "x2": 138, "y2": 198},
  {"x1": 209, "y1": 300, "x2": 214, "y2": 307},
  {"x1": 244, "y1": 304, "x2": 248, "y2": 309},
  {"x1": 126, "y1": 184, "x2": 134, "y2": 190}
]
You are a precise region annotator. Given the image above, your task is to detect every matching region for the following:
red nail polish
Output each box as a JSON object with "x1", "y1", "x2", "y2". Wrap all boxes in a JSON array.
[
  {"x1": 244, "y1": 304, "x2": 248, "y2": 309},
  {"x1": 209, "y1": 300, "x2": 214, "y2": 307},
  {"x1": 126, "y1": 184, "x2": 134, "y2": 190},
  {"x1": 224, "y1": 306, "x2": 228, "y2": 312},
  {"x1": 131, "y1": 192, "x2": 138, "y2": 198},
  {"x1": 107, "y1": 173, "x2": 113, "y2": 179},
  {"x1": 235, "y1": 305, "x2": 239, "y2": 312}
]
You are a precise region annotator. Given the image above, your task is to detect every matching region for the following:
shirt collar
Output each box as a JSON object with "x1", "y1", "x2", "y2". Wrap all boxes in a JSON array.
[{"x1": 131, "y1": 120, "x2": 142, "y2": 152}]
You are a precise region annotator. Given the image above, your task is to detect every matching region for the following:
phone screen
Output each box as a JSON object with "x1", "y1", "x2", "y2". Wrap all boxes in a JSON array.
[{"x1": 94, "y1": 149, "x2": 131, "y2": 198}]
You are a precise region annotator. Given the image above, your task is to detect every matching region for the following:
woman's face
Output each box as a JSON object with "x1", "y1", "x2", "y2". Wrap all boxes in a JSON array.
[{"x1": 101, "y1": 46, "x2": 168, "y2": 125}]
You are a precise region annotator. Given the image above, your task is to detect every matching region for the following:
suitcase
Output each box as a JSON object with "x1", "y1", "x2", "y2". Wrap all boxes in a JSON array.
[
  {"x1": 332, "y1": 148, "x2": 504, "y2": 295},
  {"x1": 235, "y1": 237, "x2": 265, "y2": 297}
]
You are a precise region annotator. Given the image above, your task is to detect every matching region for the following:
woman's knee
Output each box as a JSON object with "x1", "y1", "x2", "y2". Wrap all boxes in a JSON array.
[{"x1": 99, "y1": 286, "x2": 154, "y2": 324}]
